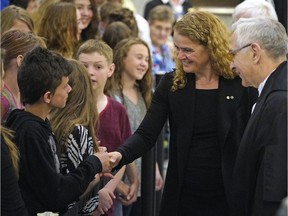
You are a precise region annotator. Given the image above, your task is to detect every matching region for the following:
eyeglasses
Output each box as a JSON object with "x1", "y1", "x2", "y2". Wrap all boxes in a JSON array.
[{"x1": 229, "y1": 43, "x2": 252, "y2": 56}]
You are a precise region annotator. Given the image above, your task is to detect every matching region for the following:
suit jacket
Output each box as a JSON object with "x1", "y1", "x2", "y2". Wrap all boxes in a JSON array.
[
  {"x1": 274, "y1": 0, "x2": 287, "y2": 30},
  {"x1": 232, "y1": 61, "x2": 287, "y2": 216},
  {"x1": 116, "y1": 72, "x2": 256, "y2": 216},
  {"x1": 144, "y1": 0, "x2": 192, "y2": 20}
]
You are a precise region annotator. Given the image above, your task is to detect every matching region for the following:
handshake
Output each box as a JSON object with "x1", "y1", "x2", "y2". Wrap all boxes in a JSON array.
[{"x1": 94, "y1": 147, "x2": 123, "y2": 173}]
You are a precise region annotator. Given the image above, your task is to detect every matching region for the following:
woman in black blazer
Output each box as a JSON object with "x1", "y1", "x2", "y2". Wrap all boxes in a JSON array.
[{"x1": 110, "y1": 10, "x2": 256, "y2": 216}]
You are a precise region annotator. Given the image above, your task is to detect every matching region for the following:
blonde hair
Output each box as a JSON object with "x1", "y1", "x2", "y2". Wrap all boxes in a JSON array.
[
  {"x1": 1, "y1": 5, "x2": 34, "y2": 33},
  {"x1": 1, "y1": 48, "x2": 19, "y2": 178},
  {"x1": 32, "y1": 0, "x2": 59, "y2": 33},
  {"x1": 172, "y1": 9, "x2": 235, "y2": 91},
  {"x1": 50, "y1": 59, "x2": 99, "y2": 153},
  {"x1": 1, "y1": 30, "x2": 46, "y2": 71},
  {"x1": 74, "y1": 39, "x2": 113, "y2": 64},
  {"x1": 37, "y1": 2, "x2": 78, "y2": 58},
  {"x1": 74, "y1": 39, "x2": 114, "y2": 101},
  {"x1": 1, "y1": 127, "x2": 20, "y2": 178},
  {"x1": 108, "y1": 37, "x2": 153, "y2": 107}
]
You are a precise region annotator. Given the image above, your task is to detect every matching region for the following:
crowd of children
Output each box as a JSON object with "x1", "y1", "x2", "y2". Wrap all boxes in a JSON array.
[
  {"x1": 0, "y1": 0, "x2": 175, "y2": 215},
  {"x1": 1, "y1": 0, "x2": 287, "y2": 216}
]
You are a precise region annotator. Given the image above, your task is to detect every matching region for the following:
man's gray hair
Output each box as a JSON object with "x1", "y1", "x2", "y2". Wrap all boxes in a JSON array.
[
  {"x1": 232, "y1": 0, "x2": 278, "y2": 22},
  {"x1": 231, "y1": 17, "x2": 288, "y2": 59}
]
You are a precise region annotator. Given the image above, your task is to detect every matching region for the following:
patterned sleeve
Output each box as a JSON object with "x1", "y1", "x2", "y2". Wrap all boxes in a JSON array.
[
  {"x1": 64, "y1": 125, "x2": 95, "y2": 173},
  {"x1": 62, "y1": 125, "x2": 99, "y2": 215}
]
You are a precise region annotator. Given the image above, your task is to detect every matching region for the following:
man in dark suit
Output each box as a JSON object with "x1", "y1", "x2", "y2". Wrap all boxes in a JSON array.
[{"x1": 230, "y1": 17, "x2": 287, "y2": 216}]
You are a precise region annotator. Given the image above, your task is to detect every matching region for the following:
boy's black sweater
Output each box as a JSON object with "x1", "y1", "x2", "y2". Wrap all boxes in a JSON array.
[{"x1": 5, "y1": 109, "x2": 102, "y2": 215}]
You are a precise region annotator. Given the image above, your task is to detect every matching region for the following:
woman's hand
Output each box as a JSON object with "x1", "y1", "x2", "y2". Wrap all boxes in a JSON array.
[{"x1": 108, "y1": 151, "x2": 122, "y2": 168}]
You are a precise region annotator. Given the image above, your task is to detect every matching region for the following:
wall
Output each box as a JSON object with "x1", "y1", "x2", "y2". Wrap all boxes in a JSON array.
[{"x1": 132, "y1": 0, "x2": 237, "y2": 27}]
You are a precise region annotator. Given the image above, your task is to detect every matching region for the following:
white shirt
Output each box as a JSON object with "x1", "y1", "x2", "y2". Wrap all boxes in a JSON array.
[{"x1": 251, "y1": 71, "x2": 274, "y2": 113}]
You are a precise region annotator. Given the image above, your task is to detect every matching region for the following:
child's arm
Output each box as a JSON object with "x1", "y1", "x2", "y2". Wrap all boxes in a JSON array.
[
  {"x1": 115, "y1": 180, "x2": 130, "y2": 197},
  {"x1": 79, "y1": 147, "x2": 114, "y2": 199},
  {"x1": 95, "y1": 166, "x2": 126, "y2": 215},
  {"x1": 119, "y1": 162, "x2": 139, "y2": 206}
]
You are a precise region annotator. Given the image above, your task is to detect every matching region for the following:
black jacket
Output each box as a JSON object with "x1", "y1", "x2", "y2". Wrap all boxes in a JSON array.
[
  {"x1": 232, "y1": 61, "x2": 287, "y2": 216},
  {"x1": 116, "y1": 72, "x2": 256, "y2": 215},
  {"x1": 5, "y1": 109, "x2": 102, "y2": 215},
  {"x1": 1, "y1": 135, "x2": 28, "y2": 216}
]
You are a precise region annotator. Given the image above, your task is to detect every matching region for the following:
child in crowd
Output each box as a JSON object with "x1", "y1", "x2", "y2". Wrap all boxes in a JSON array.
[
  {"x1": 62, "y1": 0, "x2": 99, "y2": 41},
  {"x1": 1, "y1": 48, "x2": 28, "y2": 216},
  {"x1": 1, "y1": 30, "x2": 46, "y2": 123},
  {"x1": 1, "y1": 5, "x2": 34, "y2": 33},
  {"x1": 32, "y1": 0, "x2": 59, "y2": 33},
  {"x1": 49, "y1": 59, "x2": 99, "y2": 214},
  {"x1": 37, "y1": 2, "x2": 79, "y2": 58},
  {"x1": 50, "y1": 59, "x2": 124, "y2": 215},
  {"x1": 5, "y1": 47, "x2": 111, "y2": 215},
  {"x1": 107, "y1": 37, "x2": 163, "y2": 216},
  {"x1": 75, "y1": 39, "x2": 137, "y2": 216}
]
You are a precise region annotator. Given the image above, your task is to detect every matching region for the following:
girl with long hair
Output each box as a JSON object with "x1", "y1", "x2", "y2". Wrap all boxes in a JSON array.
[
  {"x1": 0, "y1": 30, "x2": 46, "y2": 122},
  {"x1": 1, "y1": 48, "x2": 28, "y2": 215},
  {"x1": 37, "y1": 2, "x2": 79, "y2": 58},
  {"x1": 50, "y1": 59, "x2": 100, "y2": 215},
  {"x1": 107, "y1": 37, "x2": 163, "y2": 216}
]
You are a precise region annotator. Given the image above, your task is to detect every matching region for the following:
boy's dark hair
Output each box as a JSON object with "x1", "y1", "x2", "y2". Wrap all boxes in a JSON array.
[{"x1": 18, "y1": 47, "x2": 72, "y2": 105}]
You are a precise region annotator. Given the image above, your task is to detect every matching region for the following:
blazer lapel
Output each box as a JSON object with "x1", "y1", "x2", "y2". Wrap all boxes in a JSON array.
[
  {"x1": 217, "y1": 77, "x2": 243, "y2": 149},
  {"x1": 249, "y1": 61, "x2": 287, "y2": 123}
]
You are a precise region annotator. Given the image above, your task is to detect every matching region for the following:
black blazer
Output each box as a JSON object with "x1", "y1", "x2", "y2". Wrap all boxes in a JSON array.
[
  {"x1": 117, "y1": 72, "x2": 256, "y2": 216},
  {"x1": 232, "y1": 61, "x2": 287, "y2": 216}
]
